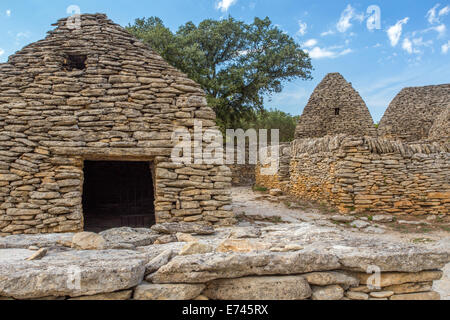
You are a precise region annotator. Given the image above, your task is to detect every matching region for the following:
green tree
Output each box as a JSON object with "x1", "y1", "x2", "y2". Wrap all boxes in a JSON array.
[
  {"x1": 127, "y1": 16, "x2": 312, "y2": 130},
  {"x1": 238, "y1": 109, "x2": 300, "y2": 142}
]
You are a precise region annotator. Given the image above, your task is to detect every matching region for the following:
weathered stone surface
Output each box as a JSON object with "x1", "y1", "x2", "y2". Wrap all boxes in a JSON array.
[
  {"x1": 303, "y1": 272, "x2": 359, "y2": 288},
  {"x1": 26, "y1": 248, "x2": 47, "y2": 261},
  {"x1": 229, "y1": 227, "x2": 262, "y2": 239},
  {"x1": 0, "y1": 233, "x2": 74, "y2": 249},
  {"x1": 151, "y1": 223, "x2": 215, "y2": 235},
  {"x1": 369, "y1": 291, "x2": 394, "y2": 298},
  {"x1": 353, "y1": 271, "x2": 444, "y2": 287},
  {"x1": 0, "y1": 250, "x2": 146, "y2": 299},
  {"x1": 269, "y1": 189, "x2": 283, "y2": 196},
  {"x1": 331, "y1": 215, "x2": 355, "y2": 223},
  {"x1": 350, "y1": 220, "x2": 370, "y2": 229},
  {"x1": 100, "y1": 227, "x2": 158, "y2": 247},
  {"x1": 217, "y1": 239, "x2": 271, "y2": 253},
  {"x1": 390, "y1": 291, "x2": 441, "y2": 301},
  {"x1": 345, "y1": 291, "x2": 369, "y2": 300},
  {"x1": 69, "y1": 290, "x2": 133, "y2": 300},
  {"x1": 145, "y1": 249, "x2": 176, "y2": 275},
  {"x1": 204, "y1": 276, "x2": 312, "y2": 300},
  {"x1": 179, "y1": 242, "x2": 214, "y2": 256},
  {"x1": 384, "y1": 282, "x2": 433, "y2": 294},
  {"x1": 71, "y1": 232, "x2": 106, "y2": 250},
  {"x1": 133, "y1": 282, "x2": 205, "y2": 300},
  {"x1": 176, "y1": 233, "x2": 198, "y2": 243},
  {"x1": 311, "y1": 285, "x2": 344, "y2": 300},
  {"x1": 150, "y1": 250, "x2": 340, "y2": 284}
]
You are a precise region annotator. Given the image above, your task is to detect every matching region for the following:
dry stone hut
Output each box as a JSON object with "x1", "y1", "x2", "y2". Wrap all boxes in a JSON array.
[
  {"x1": 378, "y1": 84, "x2": 450, "y2": 142},
  {"x1": 295, "y1": 73, "x2": 377, "y2": 139},
  {"x1": 429, "y1": 106, "x2": 450, "y2": 145},
  {"x1": 0, "y1": 14, "x2": 234, "y2": 236}
]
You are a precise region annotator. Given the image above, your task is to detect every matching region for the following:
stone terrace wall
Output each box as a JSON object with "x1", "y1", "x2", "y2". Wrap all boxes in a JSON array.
[
  {"x1": 0, "y1": 14, "x2": 234, "y2": 236},
  {"x1": 379, "y1": 84, "x2": 450, "y2": 142},
  {"x1": 289, "y1": 136, "x2": 449, "y2": 215}
]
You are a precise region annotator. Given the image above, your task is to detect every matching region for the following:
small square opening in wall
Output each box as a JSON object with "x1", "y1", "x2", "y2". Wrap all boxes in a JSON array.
[
  {"x1": 63, "y1": 54, "x2": 87, "y2": 71},
  {"x1": 335, "y1": 108, "x2": 340, "y2": 116}
]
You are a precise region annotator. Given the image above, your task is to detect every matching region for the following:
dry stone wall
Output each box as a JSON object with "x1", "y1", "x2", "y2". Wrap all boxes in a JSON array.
[
  {"x1": 379, "y1": 84, "x2": 450, "y2": 142},
  {"x1": 257, "y1": 135, "x2": 449, "y2": 215},
  {"x1": 0, "y1": 14, "x2": 234, "y2": 236},
  {"x1": 429, "y1": 106, "x2": 450, "y2": 145}
]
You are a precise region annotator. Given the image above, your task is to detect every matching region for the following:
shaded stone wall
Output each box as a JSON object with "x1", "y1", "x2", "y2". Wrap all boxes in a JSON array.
[
  {"x1": 229, "y1": 164, "x2": 255, "y2": 186},
  {"x1": 257, "y1": 135, "x2": 449, "y2": 215},
  {"x1": 429, "y1": 106, "x2": 450, "y2": 145},
  {"x1": 0, "y1": 14, "x2": 234, "y2": 236},
  {"x1": 255, "y1": 144, "x2": 291, "y2": 192},
  {"x1": 295, "y1": 73, "x2": 377, "y2": 139},
  {"x1": 379, "y1": 84, "x2": 450, "y2": 142}
]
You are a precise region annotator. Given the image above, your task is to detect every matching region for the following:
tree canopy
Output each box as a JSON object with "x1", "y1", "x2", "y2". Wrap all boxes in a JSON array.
[
  {"x1": 127, "y1": 16, "x2": 312, "y2": 131},
  {"x1": 236, "y1": 109, "x2": 300, "y2": 142}
]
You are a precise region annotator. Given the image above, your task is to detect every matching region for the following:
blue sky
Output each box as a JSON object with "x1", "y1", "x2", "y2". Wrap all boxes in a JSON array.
[{"x1": 0, "y1": 1, "x2": 449, "y2": 122}]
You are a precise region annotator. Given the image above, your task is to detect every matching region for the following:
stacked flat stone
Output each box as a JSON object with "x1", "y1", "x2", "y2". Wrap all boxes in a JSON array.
[
  {"x1": 429, "y1": 106, "x2": 450, "y2": 146},
  {"x1": 295, "y1": 73, "x2": 377, "y2": 139},
  {"x1": 257, "y1": 135, "x2": 449, "y2": 215},
  {"x1": 379, "y1": 84, "x2": 450, "y2": 142},
  {"x1": 0, "y1": 14, "x2": 234, "y2": 236}
]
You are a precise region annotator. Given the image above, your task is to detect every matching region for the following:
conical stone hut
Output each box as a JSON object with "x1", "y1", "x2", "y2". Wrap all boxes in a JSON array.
[
  {"x1": 295, "y1": 73, "x2": 377, "y2": 139},
  {"x1": 0, "y1": 14, "x2": 234, "y2": 235},
  {"x1": 378, "y1": 84, "x2": 450, "y2": 142}
]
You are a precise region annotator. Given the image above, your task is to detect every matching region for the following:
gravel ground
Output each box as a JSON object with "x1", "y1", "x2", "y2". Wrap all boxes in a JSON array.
[{"x1": 231, "y1": 186, "x2": 450, "y2": 300}]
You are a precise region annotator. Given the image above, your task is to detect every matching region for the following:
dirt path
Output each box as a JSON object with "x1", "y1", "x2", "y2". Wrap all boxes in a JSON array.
[{"x1": 231, "y1": 186, "x2": 450, "y2": 300}]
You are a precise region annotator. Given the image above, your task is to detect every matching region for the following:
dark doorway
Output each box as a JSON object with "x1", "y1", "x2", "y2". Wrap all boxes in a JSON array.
[{"x1": 82, "y1": 161, "x2": 155, "y2": 232}]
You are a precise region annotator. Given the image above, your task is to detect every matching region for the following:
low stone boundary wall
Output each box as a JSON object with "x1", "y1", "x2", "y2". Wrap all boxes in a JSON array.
[{"x1": 256, "y1": 135, "x2": 449, "y2": 215}]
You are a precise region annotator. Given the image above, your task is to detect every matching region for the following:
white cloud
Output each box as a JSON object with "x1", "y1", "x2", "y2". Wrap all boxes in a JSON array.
[
  {"x1": 402, "y1": 38, "x2": 413, "y2": 54},
  {"x1": 337, "y1": 5, "x2": 354, "y2": 32},
  {"x1": 434, "y1": 24, "x2": 447, "y2": 37},
  {"x1": 427, "y1": 4, "x2": 450, "y2": 24},
  {"x1": 303, "y1": 39, "x2": 317, "y2": 48},
  {"x1": 297, "y1": 20, "x2": 307, "y2": 36},
  {"x1": 439, "y1": 6, "x2": 450, "y2": 17},
  {"x1": 0, "y1": 48, "x2": 4, "y2": 56},
  {"x1": 306, "y1": 46, "x2": 352, "y2": 59},
  {"x1": 6, "y1": 9, "x2": 11, "y2": 17},
  {"x1": 442, "y1": 40, "x2": 450, "y2": 54},
  {"x1": 320, "y1": 30, "x2": 335, "y2": 36},
  {"x1": 336, "y1": 4, "x2": 364, "y2": 33},
  {"x1": 413, "y1": 37, "x2": 433, "y2": 47},
  {"x1": 387, "y1": 17, "x2": 409, "y2": 47},
  {"x1": 427, "y1": 4, "x2": 440, "y2": 24},
  {"x1": 216, "y1": 0, "x2": 237, "y2": 12}
]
